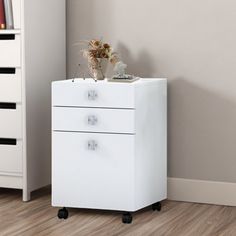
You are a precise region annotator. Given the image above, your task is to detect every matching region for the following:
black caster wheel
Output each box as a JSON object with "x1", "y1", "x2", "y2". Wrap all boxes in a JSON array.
[
  {"x1": 152, "y1": 202, "x2": 162, "y2": 211},
  {"x1": 122, "y1": 212, "x2": 132, "y2": 224},
  {"x1": 58, "y1": 207, "x2": 69, "y2": 219}
]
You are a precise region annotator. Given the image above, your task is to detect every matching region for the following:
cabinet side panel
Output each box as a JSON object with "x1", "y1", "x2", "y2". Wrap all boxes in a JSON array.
[
  {"x1": 135, "y1": 80, "x2": 167, "y2": 210},
  {"x1": 24, "y1": 0, "x2": 66, "y2": 192}
]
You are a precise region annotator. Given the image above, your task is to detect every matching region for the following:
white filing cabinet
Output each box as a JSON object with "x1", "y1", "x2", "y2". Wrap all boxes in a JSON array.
[
  {"x1": 52, "y1": 78, "x2": 167, "y2": 223},
  {"x1": 0, "y1": 0, "x2": 65, "y2": 201}
]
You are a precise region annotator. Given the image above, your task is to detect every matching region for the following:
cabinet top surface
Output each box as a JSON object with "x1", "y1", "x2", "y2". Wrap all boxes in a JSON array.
[{"x1": 53, "y1": 78, "x2": 167, "y2": 86}]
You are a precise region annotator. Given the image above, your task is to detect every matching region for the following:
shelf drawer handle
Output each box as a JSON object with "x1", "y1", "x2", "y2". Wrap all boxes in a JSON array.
[
  {"x1": 88, "y1": 115, "x2": 98, "y2": 125},
  {"x1": 88, "y1": 90, "x2": 98, "y2": 100},
  {"x1": 0, "y1": 34, "x2": 15, "y2": 40},
  {"x1": 88, "y1": 140, "x2": 98, "y2": 151},
  {"x1": 0, "y1": 68, "x2": 16, "y2": 74},
  {"x1": 0, "y1": 102, "x2": 16, "y2": 109},
  {"x1": 0, "y1": 138, "x2": 17, "y2": 145}
]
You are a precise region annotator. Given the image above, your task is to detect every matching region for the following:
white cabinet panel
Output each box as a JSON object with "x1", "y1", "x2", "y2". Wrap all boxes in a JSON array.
[
  {"x1": 53, "y1": 107, "x2": 135, "y2": 134},
  {"x1": 52, "y1": 79, "x2": 135, "y2": 108},
  {"x1": 0, "y1": 104, "x2": 22, "y2": 139},
  {"x1": 52, "y1": 132, "x2": 135, "y2": 211},
  {"x1": 0, "y1": 35, "x2": 21, "y2": 67},
  {"x1": 0, "y1": 140, "x2": 22, "y2": 174},
  {"x1": 0, "y1": 68, "x2": 22, "y2": 102}
]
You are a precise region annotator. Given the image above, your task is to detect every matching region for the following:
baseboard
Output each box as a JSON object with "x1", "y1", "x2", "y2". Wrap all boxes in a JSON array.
[{"x1": 167, "y1": 177, "x2": 236, "y2": 206}]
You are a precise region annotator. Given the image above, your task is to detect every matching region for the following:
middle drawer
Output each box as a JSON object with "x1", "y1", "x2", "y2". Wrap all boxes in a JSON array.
[
  {"x1": 0, "y1": 68, "x2": 22, "y2": 103},
  {"x1": 0, "y1": 104, "x2": 22, "y2": 139},
  {"x1": 53, "y1": 107, "x2": 135, "y2": 134}
]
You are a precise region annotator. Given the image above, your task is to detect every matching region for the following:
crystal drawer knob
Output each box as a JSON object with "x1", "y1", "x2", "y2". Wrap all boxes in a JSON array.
[
  {"x1": 88, "y1": 140, "x2": 98, "y2": 151},
  {"x1": 88, "y1": 90, "x2": 98, "y2": 100},
  {"x1": 88, "y1": 115, "x2": 98, "y2": 125}
]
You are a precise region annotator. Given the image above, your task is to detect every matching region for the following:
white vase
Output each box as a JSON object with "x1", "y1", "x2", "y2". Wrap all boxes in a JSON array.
[
  {"x1": 93, "y1": 68, "x2": 104, "y2": 80},
  {"x1": 93, "y1": 59, "x2": 108, "y2": 80}
]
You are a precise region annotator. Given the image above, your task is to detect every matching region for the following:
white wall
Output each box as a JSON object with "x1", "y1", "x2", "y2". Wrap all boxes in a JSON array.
[{"x1": 67, "y1": 0, "x2": 236, "y2": 183}]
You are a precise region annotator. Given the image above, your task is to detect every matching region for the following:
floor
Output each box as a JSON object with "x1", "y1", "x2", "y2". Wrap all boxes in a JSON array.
[{"x1": 0, "y1": 187, "x2": 236, "y2": 236}]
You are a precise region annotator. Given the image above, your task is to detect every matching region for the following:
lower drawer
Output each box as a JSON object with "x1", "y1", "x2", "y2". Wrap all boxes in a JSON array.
[
  {"x1": 0, "y1": 104, "x2": 22, "y2": 139},
  {"x1": 0, "y1": 140, "x2": 23, "y2": 174},
  {"x1": 52, "y1": 131, "x2": 135, "y2": 211}
]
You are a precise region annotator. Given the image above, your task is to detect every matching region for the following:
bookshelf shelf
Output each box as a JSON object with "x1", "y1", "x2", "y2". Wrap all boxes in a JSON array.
[{"x1": 0, "y1": 29, "x2": 20, "y2": 34}]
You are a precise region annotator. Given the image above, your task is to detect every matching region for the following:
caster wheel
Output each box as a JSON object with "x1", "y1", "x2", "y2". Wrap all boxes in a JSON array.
[
  {"x1": 152, "y1": 202, "x2": 162, "y2": 211},
  {"x1": 122, "y1": 212, "x2": 132, "y2": 224},
  {"x1": 58, "y1": 207, "x2": 69, "y2": 219}
]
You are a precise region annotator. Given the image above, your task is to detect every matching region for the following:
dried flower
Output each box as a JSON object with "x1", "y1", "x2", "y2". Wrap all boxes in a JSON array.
[
  {"x1": 89, "y1": 40, "x2": 101, "y2": 49},
  {"x1": 103, "y1": 43, "x2": 110, "y2": 49},
  {"x1": 82, "y1": 39, "x2": 121, "y2": 80}
]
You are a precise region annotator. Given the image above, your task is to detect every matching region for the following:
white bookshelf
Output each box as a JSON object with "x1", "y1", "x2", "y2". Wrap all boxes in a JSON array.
[{"x1": 0, "y1": 0, "x2": 66, "y2": 201}]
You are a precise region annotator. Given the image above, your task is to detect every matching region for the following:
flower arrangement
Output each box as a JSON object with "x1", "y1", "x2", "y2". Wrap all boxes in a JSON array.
[{"x1": 82, "y1": 39, "x2": 120, "y2": 80}]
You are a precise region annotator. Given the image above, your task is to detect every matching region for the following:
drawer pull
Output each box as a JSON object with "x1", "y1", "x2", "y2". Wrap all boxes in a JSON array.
[
  {"x1": 88, "y1": 115, "x2": 98, "y2": 125},
  {"x1": 0, "y1": 34, "x2": 15, "y2": 40},
  {"x1": 88, "y1": 140, "x2": 98, "y2": 151},
  {"x1": 0, "y1": 103, "x2": 16, "y2": 109},
  {"x1": 0, "y1": 68, "x2": 16, "y2": 74},
  {"x1": 88, "y1": 90, "x2": 98, "y2": 100},
  {"x1": 0, "y1": 138, "x2": 17, "y2": 145}
]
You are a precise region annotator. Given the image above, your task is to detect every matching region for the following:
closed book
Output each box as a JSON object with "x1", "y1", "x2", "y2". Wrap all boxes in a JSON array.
[
  {"x1": 108, "y1": 77, "x2": 140, "y2": 83},
  {"x1": 4, "y1": 0, "x2": 13, "y2": 29},
  {"x1": 0, "y1": 0, "x2": 5, "y2": 29}
]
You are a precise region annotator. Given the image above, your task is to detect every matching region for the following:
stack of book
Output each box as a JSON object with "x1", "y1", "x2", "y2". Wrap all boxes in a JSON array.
[
  {"x1": 108, "y1": 76, "x2": 140, "y2": 83},
  {"x1": 0, "y1": 0, "x2": 14, "y2": 29}
]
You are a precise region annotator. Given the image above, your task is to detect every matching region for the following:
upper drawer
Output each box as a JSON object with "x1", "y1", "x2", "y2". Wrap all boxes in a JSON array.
[
  {"x1": 0, "y1": 34, "x2": 21, "y2": 67},
  {"x1": 52, "y1": 80, "x2": 135, "y2": 109},
  {"x1": 53, "y1": 107, "x2": 135, "y2": 134},
  {"x1": 0, "y1": 68, "x2": 21, "y2": 102},
  {"x1": 0, "y1": 104, "x2": 22, "y2": 139}
]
